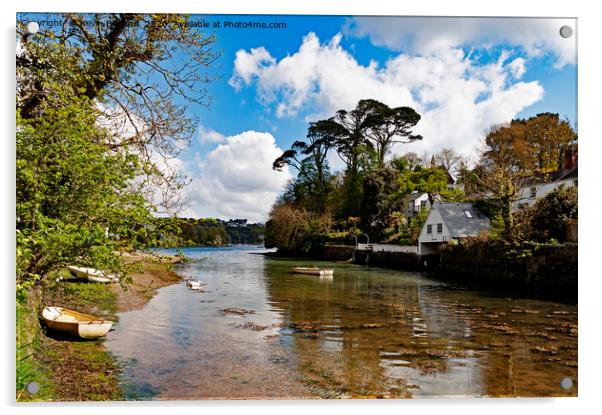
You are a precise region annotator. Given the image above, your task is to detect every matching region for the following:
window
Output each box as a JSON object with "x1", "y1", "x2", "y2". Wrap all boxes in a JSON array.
[
  {"x1": 437, "y1": 223, "x2": 443, "y2": 233},
  {"x1": 408, "y1": 201, "x2": 414, "y2": 211},
  {"x1": 420, "y1": 200, "x2": 427, "y2": 209},
  {"x1": 530, "y1": 187, "x2": 537, "y2": 198},
  {"x1": 427, "y1": 224, "x2": 432, "y2": 234},
  {"x1": 464, "y1": 210, "x2": 473, "y2": 219}
]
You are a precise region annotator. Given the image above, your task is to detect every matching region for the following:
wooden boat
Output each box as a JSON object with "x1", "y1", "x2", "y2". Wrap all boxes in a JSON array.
[
  {"x1": 186, "y1": 280, "x2": 206, "y2": 290},
  {"x1": 67, "y1": 265, "x2": 119, "y2": 283},
  {"x1": 292, "y1": 267, "x2": 334, "y2": 277},
  {"x1": 42, "y1": 306, "x2": 113, "y2": 339}
]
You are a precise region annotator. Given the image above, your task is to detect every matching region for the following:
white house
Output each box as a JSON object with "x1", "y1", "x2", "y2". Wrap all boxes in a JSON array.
[
  {"x1": 418, "y1": 202, "x2": 491, "y2": 255},
  {"x1": 404, "y1": 192, "x2": 431, "y2": 218},
  {"x1": 513, "y1": 165, "x2": 577, "y2": 211}
]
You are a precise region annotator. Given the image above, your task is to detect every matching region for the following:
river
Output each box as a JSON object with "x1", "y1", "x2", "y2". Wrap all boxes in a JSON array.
[{"x1": 105, "y1": 245, "x2": 577, "y2": 400}]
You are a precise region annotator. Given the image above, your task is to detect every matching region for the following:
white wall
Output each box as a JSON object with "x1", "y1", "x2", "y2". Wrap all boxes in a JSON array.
[
  {"x1": 418, "y1": 207, "x2": 453, "y2": 255},
  {"x1": 513, "y1": 179, "x2": 576, "y2": 210},
  {"x1": 405, "y1": 193, "x2": 430, "y2": 218},
  {"x1": 357, "y1": 243, "x2": 417, "y2": 253}
]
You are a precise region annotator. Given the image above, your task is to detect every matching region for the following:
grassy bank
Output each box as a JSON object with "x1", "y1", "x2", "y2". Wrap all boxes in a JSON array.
[{"x1": 16, "y1": 255, "x2": 182, "y2": 401}]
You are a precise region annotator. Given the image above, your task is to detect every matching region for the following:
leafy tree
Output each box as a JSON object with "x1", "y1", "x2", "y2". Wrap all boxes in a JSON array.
[
  {"x1": 529, "y1": 185, "x2": 578, "y2": 242},
  {"x1": 360, "y1": 99, "x2": 423, "y2": 166},
  {"x1": 359, "y1": 167, "x2": 402, "y2": 241},
  {"x1": 16, "y1": 13, "x2": 220, "y2": 289},
  {"x1": 399, "y1": 166, "x2": 464, "y2": 205},
  {"x1": 524, "y1": 113, "x2": 577, "y2": 172},
  {"x1": 391, "y1": 152, "x2": 423, "y2": 173},
  {"x1": 273, "y1": 121, "x2": 335, "y2": 212},
  {"x1": 17, "y1": 13, "x2": 220, "y2": 211},
  {"x1": 264, "y1": 203, "x2": 332, "y2": 254},
  {"x1": 16, "y1": 101, "x2": 159, "y2": 290}
]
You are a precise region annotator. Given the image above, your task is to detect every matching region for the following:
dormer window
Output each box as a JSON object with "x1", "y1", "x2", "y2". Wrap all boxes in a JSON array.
[
  {"x1": 464, "y1": 210, "x2": 473, "y2": 219},
  {"x1": 530, "y1": 187, "x2": 537, "y2": 198}
]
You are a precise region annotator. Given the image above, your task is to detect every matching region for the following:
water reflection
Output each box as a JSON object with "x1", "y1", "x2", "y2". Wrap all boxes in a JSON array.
[{"x1": 106, "y1": 246, "x2": 577, "y2": 400}]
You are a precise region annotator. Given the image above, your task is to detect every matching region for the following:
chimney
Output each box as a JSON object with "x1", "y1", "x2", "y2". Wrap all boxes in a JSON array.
[{"x1": 563, "y1": 148, "x2": 578, "y2": 170}]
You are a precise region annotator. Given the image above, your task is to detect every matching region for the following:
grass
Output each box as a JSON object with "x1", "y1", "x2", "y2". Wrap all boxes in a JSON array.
[
  {"x1": 16, "y1": 293, "x2": 54, "y2": 401},
  {"x1": 16, "y1": 271, "x2": 122, "y2": 401}
]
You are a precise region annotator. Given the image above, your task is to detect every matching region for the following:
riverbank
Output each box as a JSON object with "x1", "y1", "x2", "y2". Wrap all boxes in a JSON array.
[{"x1": 16, "y1": 253, "x2": 183, "y2": 401}]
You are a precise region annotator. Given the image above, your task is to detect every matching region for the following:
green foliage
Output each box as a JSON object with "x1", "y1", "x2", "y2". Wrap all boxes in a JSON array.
[
  {"x1": 399, "y1": 166, "x2": 464, "y2": 204},
  {"x1": 359, "y1": 167, "x2": 402, "y2": 241},
  {"x1": 16, "y1": 102, "x2": 160, "y2": 292},
  {"x1": 529, "y1": 185, "x2": 578, "y2": 242},
  {"x1": 265, "y1": 203, "x2": 332, "y2": 254}
]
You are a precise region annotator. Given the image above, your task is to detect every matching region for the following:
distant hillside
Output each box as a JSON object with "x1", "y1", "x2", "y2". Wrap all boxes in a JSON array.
[{"x1": 156, "y1": 217, "x2": 265, "y2": 246}]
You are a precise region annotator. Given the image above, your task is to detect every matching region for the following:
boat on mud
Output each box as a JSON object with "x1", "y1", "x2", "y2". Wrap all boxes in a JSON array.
[
  {"x1": 67, "y1": 265, "x2": 119, "y2": 283},
  {"x1": 292, "y1": 267, "x2": 334, "y2": 277},
  {"x1": 42, "y1": 306, "x2": 114, "y2": 339}
]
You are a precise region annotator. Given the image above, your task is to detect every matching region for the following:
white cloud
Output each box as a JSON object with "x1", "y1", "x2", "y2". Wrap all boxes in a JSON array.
[
  {"x1": 230, "y1": 32, "x2": 544, "y2": 159},
  {"x1": 180, "y1": 130, "x2": 291, "y2": 222},
  {"x1": 198, "y1": 125, "x2": 226, "y2": 144},
  {"x1": 344, "y1": 17, "x2": 576, "y2": 69}
]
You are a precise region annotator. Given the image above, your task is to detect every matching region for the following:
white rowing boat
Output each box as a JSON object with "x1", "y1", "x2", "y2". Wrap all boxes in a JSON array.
[
  {"x1": 67, "y1": 266, "x2": 119, "y2": 283},
  {"x1": 186, "y1": 280, "x2": 206, "y2": 290},
  {"x1": 42, "y1": 306, "x2": 113, "y2": 339},
  {"x1": 292, "y1": 267, "x2": 335, "y2": 277}
]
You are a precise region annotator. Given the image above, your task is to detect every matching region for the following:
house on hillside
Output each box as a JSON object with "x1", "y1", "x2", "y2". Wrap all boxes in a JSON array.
[
  {"x1": 418, "y1": 202, "x2": 491, "y2": 255},
  {"x1": 513, "y1": 148, "x2": 578, "y2": 211},
  {"x1": 514, "y1": 165, "x2": 578, "y2": 211},
  {"x1": 404, "y1": 192, "x2": 431, "y2": 219}
]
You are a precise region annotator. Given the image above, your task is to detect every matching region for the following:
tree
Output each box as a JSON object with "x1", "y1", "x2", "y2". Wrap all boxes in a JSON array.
[
  {"x1": 273, "y1": 121, "x2": 335, "y2": 212},
  {"x1": 360, "y1": 99, "x2": 423, "y2": 166},
  {"x1": 16, "y1": 101, "x2": 158, "y2": 289},
  {"x1": 17, "y1": 13, "x2": 221, "y2": 211},
  {"x1": 529, "y1": 185, "x2": 578, "y2": 242},
  {"x1": 469, "y1": 122, "x2": 542, "y2": 240},
  {"x1": 434, "y1": 148, "x2": 467, "y2": 177},
  {"x1": 315, "y1": 99, "x2": 422, "y2": 217},
  {"x1": 400, "y1": 166, "x2": 464, "y2": 205},
  {"x1": 391, "y1": 152, "x2": 423, "y2": 173},
  {"x1": 16, "y1": 13, "x2": 220, "y2": 288},
  {"x1": 524, "y1": 113, "x2": 577, "y2": 172},
  {"x1": 359, "y1": 167, "x2": 402, "y2": 241}
]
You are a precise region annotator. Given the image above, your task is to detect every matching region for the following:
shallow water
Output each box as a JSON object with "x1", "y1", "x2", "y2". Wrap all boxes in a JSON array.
[{"x1": 106, "y1": 245, "x2": 577, "y2": 399}]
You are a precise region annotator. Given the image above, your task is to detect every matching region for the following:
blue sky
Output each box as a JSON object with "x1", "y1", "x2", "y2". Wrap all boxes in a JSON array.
[
  {"x1": 17, "y1": 13, "x2": 578, "y2": 221},
  {"x1": 171, "y1": 15, "x2": 577, "y2": 221}
]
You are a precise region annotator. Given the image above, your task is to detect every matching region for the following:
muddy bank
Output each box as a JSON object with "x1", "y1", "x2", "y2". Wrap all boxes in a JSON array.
[{"x1": 18, "y1": 255, "x2": 183, "y2": 401}]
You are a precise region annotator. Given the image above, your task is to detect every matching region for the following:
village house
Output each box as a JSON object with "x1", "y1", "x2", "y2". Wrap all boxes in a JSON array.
[
  {"x1": 514, "y1": 148, "x2": 578, "y2": 210},
  {"x1": 418, "y1": 202, "x2": 491, "y2": 255},
  {"x1": 404, "y1": 191, "x2": 431, "y2": 218}
]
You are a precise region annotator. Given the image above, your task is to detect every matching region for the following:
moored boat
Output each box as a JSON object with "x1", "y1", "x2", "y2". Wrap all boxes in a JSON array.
[
  {"x1": 42, "y1": 306, "x2": 113, "y2": 339},
  {"x1": 67, "y1": 265, "x2": 119, "y2": 283},
  {"x1": 186, "y1": 280, "x2": 206, "y2": 290},
  {"x1": 292, "y1": 267, "x2": 334, "y2": 277}
]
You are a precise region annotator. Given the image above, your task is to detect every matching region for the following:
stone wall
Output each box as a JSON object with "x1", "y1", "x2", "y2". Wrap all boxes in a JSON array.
[{"x1": 438, "y1": 242, "x2": 577, "y2": 301}]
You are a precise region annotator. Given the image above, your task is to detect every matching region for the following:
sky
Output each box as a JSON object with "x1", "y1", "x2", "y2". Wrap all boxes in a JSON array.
[{"x1": 19, "y1": 13, "x2": 578, "y2": 222}]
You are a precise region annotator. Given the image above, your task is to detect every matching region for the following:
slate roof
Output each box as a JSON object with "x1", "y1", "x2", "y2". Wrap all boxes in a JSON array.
[{"x1": 433, "y1": 202, "x2": 491, "y2": 237}]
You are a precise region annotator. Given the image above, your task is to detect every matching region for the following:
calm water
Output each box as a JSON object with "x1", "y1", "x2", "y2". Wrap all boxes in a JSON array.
[{"x1": 106, "y1": 245, "x2": 577, "y2": 400}]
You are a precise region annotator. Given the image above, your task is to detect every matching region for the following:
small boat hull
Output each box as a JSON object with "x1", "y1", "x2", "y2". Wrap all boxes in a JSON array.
[
  {"x1": 186, "y1": 280, "x2": 206, "y2": 290},
  {"x1": 292, "y1": 267, "x2": 335, "y2": 277},
  {"x1": 42, "y1": 306, "x2": 113, "y2": 339},
  {"x1": 67, "y1": 266, "x2": 119, "y2": 283}
]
